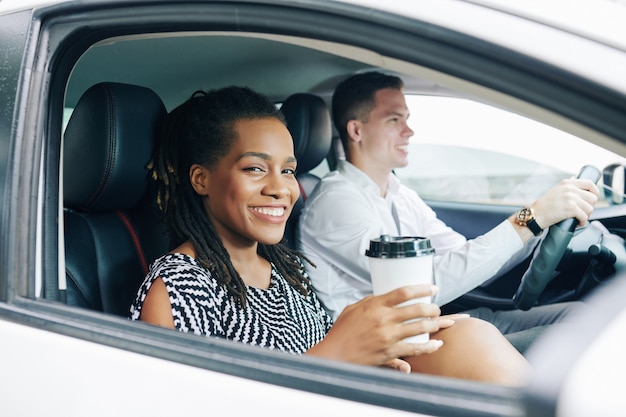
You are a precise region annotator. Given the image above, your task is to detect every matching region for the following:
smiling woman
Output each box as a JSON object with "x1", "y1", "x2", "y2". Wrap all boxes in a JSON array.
[
  {"x1": 198, "y1": 118, "x2": 299, "y2": 251},
  {"x1": 136, "y1": 87, "x2": 304, "y2": 308},
  {"x1": 130, "y1": 85, "x2": 528, "y2": 385}
]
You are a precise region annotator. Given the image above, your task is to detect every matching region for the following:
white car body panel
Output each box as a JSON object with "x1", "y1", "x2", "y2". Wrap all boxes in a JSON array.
[
  {"x1": 557, "y1": 309, "x2": 626, "y2": 417},
  {"x1": 0, "y1": 319, "x2": 420, "y2": 416}
]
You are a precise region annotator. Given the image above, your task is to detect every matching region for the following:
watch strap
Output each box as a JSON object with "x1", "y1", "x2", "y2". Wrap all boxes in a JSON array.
[{"x1": 526, "y1": 218, "x2": 543, "y2": 236}]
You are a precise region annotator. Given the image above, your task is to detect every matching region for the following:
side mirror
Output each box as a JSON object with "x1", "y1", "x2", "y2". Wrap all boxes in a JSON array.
[{"x1": 602, "y1": 163, "x2": 626, "y2": 205}]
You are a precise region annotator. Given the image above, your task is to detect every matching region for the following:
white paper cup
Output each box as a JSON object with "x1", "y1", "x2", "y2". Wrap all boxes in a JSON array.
[{"x1": 366, "y1": 235, "x2": 435, "y2": 343}]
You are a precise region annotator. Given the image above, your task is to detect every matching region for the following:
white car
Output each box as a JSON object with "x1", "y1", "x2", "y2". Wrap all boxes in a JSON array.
[{"x1": 1, "y1": 0, "x2": 626, "y2": 415}]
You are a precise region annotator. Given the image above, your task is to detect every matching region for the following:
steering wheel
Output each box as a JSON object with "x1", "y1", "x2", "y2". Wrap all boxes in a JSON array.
[{"x1": 513, "y1": 165, "x2": 601, "y2": 310}]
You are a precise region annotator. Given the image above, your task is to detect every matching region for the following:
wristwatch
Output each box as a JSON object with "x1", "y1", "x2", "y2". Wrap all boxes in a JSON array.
[{"x1": 515, "y1": 207, "x2": 543, "y2": 236}]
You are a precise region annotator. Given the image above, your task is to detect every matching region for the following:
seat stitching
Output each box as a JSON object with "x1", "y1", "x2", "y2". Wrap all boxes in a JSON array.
[
  {"x1": 86, "y1": 84, "x2": 117, "y2": 207},
  {"x1": 115, "y1": 210, "x2": 149, "y2": 276},
  {"x1": 65, "y1": 268, "x2": 96, "y2": 309}
]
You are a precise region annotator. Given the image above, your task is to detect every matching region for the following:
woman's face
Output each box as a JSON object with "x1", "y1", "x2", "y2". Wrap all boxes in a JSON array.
[{"x1": 199, "y1": 117, "x2": 300, "y2": 248}]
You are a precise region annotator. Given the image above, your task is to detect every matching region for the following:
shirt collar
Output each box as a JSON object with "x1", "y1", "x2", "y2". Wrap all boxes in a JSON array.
[
  {"x1": 387, "y1": 171, "x2": 401, "y2": 198},
  {"x1": 337, "y1": 160, "x2": 400, "y2": 198}
]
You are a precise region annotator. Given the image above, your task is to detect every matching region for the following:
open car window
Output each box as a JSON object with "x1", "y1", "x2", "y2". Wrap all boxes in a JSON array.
[
  {"x1": 46, "y1": 6, "x2": 533, "y2": 415},
  {"x1": 396, "y1": 95, "x2": 625, "y2": 206}
]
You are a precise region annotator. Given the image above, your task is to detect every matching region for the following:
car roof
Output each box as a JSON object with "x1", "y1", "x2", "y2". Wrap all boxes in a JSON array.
[
  {"x1": 340, "y1": 0, "x2": 626, "y2": 50},
  {"x1": 0, "y1": 0, "x2": 69, "y2": 13},
  {"x1": 53, "y1": 0, "x2": 626, "y2": 110},
  {"x1": 474, "y1": 0, "x2": 626, "y2": 50},
  {"x1": 5, "y1": 0, "x2": 626, "y2": 47},
  {"x1": 7, "y1": 0, "x2": 626, "y2": 158}
]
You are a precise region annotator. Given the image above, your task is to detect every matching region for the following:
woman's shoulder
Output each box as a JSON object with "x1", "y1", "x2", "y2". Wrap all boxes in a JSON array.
[
  {"x1": 149, "y1": 253, "x2": 214, "y2": 286},
  {"x1": 151, "y1": 252, "x2": 200, "y2": 272}
]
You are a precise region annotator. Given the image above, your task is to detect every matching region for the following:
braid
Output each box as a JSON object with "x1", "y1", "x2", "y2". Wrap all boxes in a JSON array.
[
  {"x1": 258, "y1": 244, "x2": 315, "y2": 297},
  {"x1": 148, "y1": 86, "x2": 311, "y2": 306}
]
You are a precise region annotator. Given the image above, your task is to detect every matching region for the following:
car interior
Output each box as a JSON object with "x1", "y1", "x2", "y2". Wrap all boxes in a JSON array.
[
  {"x1": 63, "y1": 82, "x2": 169, "y2": 315},
  {"x1": 279, "y1": 92, "x2": 334, "y2": 250},
  {"x1": 59, "y1": 30, "x2": 626, "y2": 321},
  {"x1": 60, "y1": 32, "x2": 393, "y2": 316},
  {"x1": 62, "y1": 80, "x2": 336, "y2": 316}
]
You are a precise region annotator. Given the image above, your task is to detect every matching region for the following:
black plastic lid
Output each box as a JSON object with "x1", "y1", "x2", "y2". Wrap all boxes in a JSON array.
[{"x1": 365, "y1": 235, "x2": 435, "y2": 258}]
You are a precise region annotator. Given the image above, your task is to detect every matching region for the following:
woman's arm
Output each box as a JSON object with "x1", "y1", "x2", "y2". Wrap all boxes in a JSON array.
[
  {"x1": 305, "y1": 285, "x2": 529, "y2": 385},
  {"x1": 305, "y1": 285, "x2": 443, "y2": 366},
  {"x1": 139, "y1": 277, "x2": 176, "y2": 329}
]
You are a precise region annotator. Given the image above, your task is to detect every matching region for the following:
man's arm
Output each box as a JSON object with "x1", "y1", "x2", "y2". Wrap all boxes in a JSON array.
[
  {"x1": 506, "y1": 177, "x2": 599, "y2": 242},
  {"x1": 432, "y1": 177, "x2": 599, "y2": 305}
]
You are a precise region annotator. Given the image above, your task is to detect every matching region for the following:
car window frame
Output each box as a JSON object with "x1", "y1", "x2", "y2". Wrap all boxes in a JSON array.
[{"x1": 0, "y1": 8, "x2": 34, "y2": 303}]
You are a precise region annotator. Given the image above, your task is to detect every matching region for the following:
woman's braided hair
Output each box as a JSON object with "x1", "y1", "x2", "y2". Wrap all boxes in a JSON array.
[{"x1": 148, "y1": 86, "x2": 312, "y2": 307}]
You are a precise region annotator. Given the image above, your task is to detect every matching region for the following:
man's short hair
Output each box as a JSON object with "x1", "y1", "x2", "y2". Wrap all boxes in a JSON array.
[{"x1": 332, "y1": 71, "x2": 404, "y2": 149}]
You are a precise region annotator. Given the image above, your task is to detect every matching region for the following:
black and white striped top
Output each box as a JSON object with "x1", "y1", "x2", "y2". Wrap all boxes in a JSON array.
[{"x1": 130, "y1": 253, "x2": 333, "y2": 354}]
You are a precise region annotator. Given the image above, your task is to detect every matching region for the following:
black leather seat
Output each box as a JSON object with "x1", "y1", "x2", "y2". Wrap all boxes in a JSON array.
[
  {"x1": 63, "y1": 82, "x2": 169, "y2": 316},
  {"x1": 280, "y1": 93, "x2": 332, "y2": 249}
]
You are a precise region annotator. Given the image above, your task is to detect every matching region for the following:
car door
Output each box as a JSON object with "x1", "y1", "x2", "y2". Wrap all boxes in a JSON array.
[
  {"x1": 2, "y1": 1, "x2": 626, "y2": 416},
  {"x1": 0, "y1": 1, "x2": 527, "y2": 416}
]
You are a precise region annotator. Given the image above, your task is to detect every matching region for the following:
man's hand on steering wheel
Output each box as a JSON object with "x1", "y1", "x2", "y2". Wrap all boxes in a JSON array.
[
  {"x1": 527, "y1": 177, "x2": 599, "y2": 232},
  {"x1": 510, "y1": 166, "x2": 601, "y2": 310}
]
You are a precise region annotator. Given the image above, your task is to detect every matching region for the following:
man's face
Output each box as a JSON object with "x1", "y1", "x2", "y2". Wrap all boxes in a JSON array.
[{"x1": 356, "y1": 88, "x2": 414, "y2": 172}]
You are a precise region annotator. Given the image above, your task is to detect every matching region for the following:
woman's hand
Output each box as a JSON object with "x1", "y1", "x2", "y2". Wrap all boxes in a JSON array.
[
  {"x1": 307, "y1": 284, "x2": 445, "y2": 369},
  {"x1": 438, "y1": 313, "x2": 470, "y2": 329}
]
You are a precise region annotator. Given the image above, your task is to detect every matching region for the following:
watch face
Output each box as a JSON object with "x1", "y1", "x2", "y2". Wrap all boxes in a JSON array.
[{"x1": 518, "y1": 207, "x2": 533, "y2": 223}]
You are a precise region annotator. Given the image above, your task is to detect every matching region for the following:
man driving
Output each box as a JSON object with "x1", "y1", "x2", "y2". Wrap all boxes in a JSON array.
[{"x1": 298, "y1": 71, "x2": 599, "y2": 353}]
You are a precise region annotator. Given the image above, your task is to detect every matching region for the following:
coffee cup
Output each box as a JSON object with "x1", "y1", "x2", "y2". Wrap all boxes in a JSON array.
[{"x1": 366, "y1": 235, "x2": 435, "y2": 343}]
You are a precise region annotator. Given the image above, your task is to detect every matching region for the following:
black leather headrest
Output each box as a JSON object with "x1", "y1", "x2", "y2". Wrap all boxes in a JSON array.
[
  {"x1": 281, "y1": 93, "x2": 332, "y2": 173},
  {"x1": 63, "y1": 82, "x2": 166, "y2": 212}
]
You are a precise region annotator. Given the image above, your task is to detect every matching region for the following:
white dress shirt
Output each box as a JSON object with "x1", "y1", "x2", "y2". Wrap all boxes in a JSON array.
[{"x1": 298, "y1": 160, "x2": 525, "y2": 319}]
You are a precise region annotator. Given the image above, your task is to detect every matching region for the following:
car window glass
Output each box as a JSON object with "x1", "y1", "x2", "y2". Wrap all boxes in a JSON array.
[
  {"x1": 62, "y1": 108, "x2": 73, "y2": 131},
  {"x1": 395, "y1": 95, "x2": 624, "y2": 206}
]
